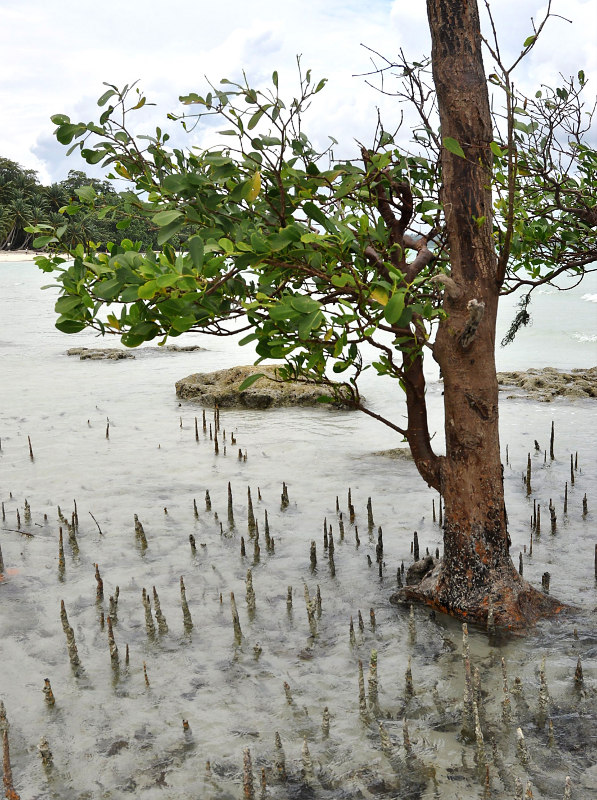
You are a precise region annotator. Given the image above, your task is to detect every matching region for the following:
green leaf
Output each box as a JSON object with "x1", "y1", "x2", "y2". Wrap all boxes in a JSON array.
[
  {"x1": 301, "y1": 232, "x2": 323, "y2": 243},
  {"x1": 332, "y1": 361, "x2": 351, "y2": 374},
  {"x1": 157, "y1": 220, "x2": 184, "y2": 246},
  {"x1": 187, "y1": 236, "x2": 204, "y2": 270},
  {"x1": 269, "y1": 303, "x2": 301, "y2": 322},
  {"x1": 523, "y1": 35, "x2": 536, "y2": 48},
  {"x1": 204, "y1": 155, "x2": 232, "y2": 166},
  {"x1": 490, "y1": 141, "x2": 504, "y2": 158},
  {"x1": 513, "y1": 119, "x2": 530, "y2": 134},
  {"x1": 55, "y1": 316, "x2": 86, "y2": 334},
  {"x1": 137, "y1": 281, "x2": 158, "y2": 299},
  {"x1": 384, "y1": 290, "x2": 406, "y2": 324},
  {"x1": 55, "y1": 295, "x2": 83, "y2": 315},
  {"x1": 93, "y1": 278, "x2": 123, "y2": 300},
  {"x1": 331, "y1": 273, "x2": 355, "y2": 288},
  {"x1": 171, "y1": 316, "x2": 195, "y2": 332},
  {"x1": 33, "y1": 235, "x2": 56, "y2": 248},
  {"x1": 290, "y1": 295, "x2": 320, "y2": 313},
  {"x1": 76, "y1": 185, "x2": 97, "y2": 203},
  {"x1": 99, "y1": 106, "x2": 114, "y2": 125},
  {"x1": 56, "y1": 124, "x2": 80, "y2": 145},
  {"x1": 298, "y1": 309, "x2": 322, "y2": 340},
  {"x1": 248, "y1": 109, "x2": 265, "y2": 130},
  {"x1": 162, "y1": 175, "x2": 190, "y2": 193},
  {"x1": 272, "y1": 70, "x2": 278, "y2": 88},
  {"x1": 218, "y1": 237, "x2": 234, "y2": 254},
  {"x1": 238, "y1": 332, "x2": 259, "y2": 346},
  {"x1": 250, "y1": 233, "x2": 269, "y2": 253},
  {"x1": 303, "y1": 201, "x2": 329, "y2": 228},
  {"x1": 443, "y1": 137, "x2": 466, "y2": 158},
  {"x1": 81, "y1": 148, "x2": 106, "y2": 165},
  {"x1": 152, "y1": 209, "x2": 183, "y2": 226},
  {"x1": 98, "y1": 88, "x2": 117, "y2": 106},
  {"x1": 127, "y1": 321, "x2": 159, "y2": 341},
  {"x1": 50, "y1": 113, "x2": 70, "y2": 125},
  {"x1": 417, "y1": 200, "x2": 442, "y2": 213},
  {"x1": 238, "y1": 373, "x2": 266, "y2": 391},
  {"x1": 155, "y1": 273, "x2": 179, "y2": 288}
]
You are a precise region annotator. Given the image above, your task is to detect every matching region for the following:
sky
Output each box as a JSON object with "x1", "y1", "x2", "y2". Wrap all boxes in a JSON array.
[{"x1": 1, "y1": 0, "x2": 596, "y2": 185}]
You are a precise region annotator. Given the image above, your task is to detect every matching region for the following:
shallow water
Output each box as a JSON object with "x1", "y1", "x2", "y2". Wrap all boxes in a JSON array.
[{"x1": 0, "y1": 262, "x2": 596, "y2": 799}]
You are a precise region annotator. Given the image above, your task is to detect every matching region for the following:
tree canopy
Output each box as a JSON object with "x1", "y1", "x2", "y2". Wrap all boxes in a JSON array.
[
  {"x1": 28, "y1": 39, "x2": 596, "y2": 429},
  {"x1": 0, "y1": 160, "x2": 163, "y2": 252}
]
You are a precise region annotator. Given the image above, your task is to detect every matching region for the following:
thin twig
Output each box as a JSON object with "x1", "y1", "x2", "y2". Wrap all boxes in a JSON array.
[
  {"x1": 89, "y1": 512, "x2": 104, "y2": 535},
  {"x1": 1, "y1": 528, "x2": 34, "y2": 538}
]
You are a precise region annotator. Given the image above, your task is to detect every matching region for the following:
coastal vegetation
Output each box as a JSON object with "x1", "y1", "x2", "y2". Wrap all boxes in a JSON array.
[
  {"x1": 28, "y1": 0, "x2": 597, "y2": 629},
  {"x1": 0, "y1": 159, "x2": 161, "y2": 251}
]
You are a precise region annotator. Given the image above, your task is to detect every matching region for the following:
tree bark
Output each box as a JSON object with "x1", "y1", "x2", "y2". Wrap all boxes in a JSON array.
[{"x1": 393, "y1": 0, "x2": 565, "y2": 629}]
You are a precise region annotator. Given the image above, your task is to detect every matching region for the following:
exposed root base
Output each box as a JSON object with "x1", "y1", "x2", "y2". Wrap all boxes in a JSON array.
[{"x1": 390, "y1": 560, "x2": 569, "y2": 631}]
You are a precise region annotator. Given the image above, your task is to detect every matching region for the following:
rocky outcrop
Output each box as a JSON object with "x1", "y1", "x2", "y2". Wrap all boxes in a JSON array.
[
  {"x1": 372, "y1": 448, "x2": 413, "y2": 460},
  {"x1": 175, "y1": 365, "x2": 353, "y2": 409},
  {"x1": 66, "y1": 345, "x2": 205, "y2": 360},
  {"x1": 497, "y1": 367, "x2": 597, "y2": 401},
  {"x1": 67, "y1": 347, "x2": 134, "y2": 360}
]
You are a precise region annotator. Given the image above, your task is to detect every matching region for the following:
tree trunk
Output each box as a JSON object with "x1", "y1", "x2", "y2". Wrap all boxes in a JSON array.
[{"x1": 393, "y1": 0, "x2": 565, "y2": 630}]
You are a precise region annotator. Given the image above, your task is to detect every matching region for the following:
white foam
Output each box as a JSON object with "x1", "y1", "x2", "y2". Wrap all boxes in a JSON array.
[
  {"x1": 572, "y1": 333, "x2": 597, "y2": 343},
  {"x1": 581, "y1": 293, "x2": 597, "y2": 303}
]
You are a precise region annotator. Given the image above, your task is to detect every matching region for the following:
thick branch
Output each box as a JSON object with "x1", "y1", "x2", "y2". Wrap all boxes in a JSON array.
[
  {"x1": 361, "y1": 146, "x2": 412, "y2": 267},
  {"x1": 404, "y1": 229, "x2": 438, "y2": 282},
  {"x1": 403, "y1": 352, "x2": 441, "y2": 491},
  {"x1": 364, "y1": 245, "x2": 393, "y2": 283}
]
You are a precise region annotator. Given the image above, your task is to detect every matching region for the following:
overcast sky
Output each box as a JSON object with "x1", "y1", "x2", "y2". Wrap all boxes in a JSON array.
[{"x1": 1, "y1": 0, "x2": 595, "y2": 185}]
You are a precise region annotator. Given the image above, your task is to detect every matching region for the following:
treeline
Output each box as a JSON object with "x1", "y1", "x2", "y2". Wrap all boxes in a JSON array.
[{"x1": 0, "y1": 157, "x2": 162, "y2": 251}]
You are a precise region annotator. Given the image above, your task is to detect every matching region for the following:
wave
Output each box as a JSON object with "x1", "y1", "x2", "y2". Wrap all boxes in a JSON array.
[
  {"x1": 572, "y1": 333, "x2": 597, "y2": 343},
  {"x1": 581, "y1": 293, "x2": 597, "y2": 303}
]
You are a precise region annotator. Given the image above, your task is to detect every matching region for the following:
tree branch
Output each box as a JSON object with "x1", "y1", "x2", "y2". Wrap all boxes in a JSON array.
[
  {"x1": 403, "y1": 351, "x2": 441, "y2": 491},
  {"x1": 352, "y1": 402, "x2": 407, "y2": 437},
  {"x1": 404, "y1": 229, "x2": 438, "y2": 282}
]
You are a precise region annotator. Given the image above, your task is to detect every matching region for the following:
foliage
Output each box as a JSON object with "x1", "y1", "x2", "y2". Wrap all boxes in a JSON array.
[
  {"x1": 0, "y1": 159, "x2": 160, "y2": 252},
  {"x1": 28, "y1": 42, "x2": 597, "y2": 424}
]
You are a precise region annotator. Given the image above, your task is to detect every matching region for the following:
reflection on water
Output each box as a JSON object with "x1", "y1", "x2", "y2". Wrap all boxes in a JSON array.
[{"x1": 0, "y1": 262, "x2": 596, "y2": 798}]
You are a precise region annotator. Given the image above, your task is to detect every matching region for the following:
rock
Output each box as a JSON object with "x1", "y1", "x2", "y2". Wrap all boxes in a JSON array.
[
  {"x1": 405, "y1": 555, "x2": 438, "y2": 586},
  {"x1": 165, "y1": 345, "x2": 205, "y2": 352},
  {"x1": 175, "y1": 365, "x2": 353, "y2": 409},
  {"x1": 372, "y1": 448, "x2": 413, "y2": 460},
  {"x1": 66, "y1": 344, "x2": 205, "y2": 360},
  {"x1": 497, "y1": 367, "x2": 597, "y2": 401},
  {"x1": 580, "y1": 763, "x2": 597, "y2": 792},
  {"x1": 67, "y1": 347, "x2": 135, "y2": 360}
]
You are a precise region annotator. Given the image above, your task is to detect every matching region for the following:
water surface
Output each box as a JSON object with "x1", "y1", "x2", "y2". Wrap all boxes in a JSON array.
[{"x1": 0, "y1": 262, "x2": 596, "y2": 798}]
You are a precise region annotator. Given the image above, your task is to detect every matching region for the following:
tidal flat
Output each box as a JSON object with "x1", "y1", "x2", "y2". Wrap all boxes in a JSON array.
[{"x1": 0, "y1": 262, "x2": 596, "y2": 798}]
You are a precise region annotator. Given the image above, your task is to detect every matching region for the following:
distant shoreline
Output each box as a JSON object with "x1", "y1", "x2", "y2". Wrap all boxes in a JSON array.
[{"x1": 0, "y1": 250, "x2": 38, "y2": 262}]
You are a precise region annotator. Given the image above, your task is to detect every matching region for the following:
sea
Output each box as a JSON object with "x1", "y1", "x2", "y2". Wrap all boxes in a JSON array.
[{"x1": 0, "y1": 259, "x2": 595, "y2": 799}]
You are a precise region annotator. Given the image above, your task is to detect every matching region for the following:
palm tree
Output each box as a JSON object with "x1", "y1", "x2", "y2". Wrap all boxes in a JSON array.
[
  {"x1": 0, "y1": 191, "x2": 35, "y2": 250},
  {"x1": 44, "y1": 183, "x2": 69, "y2": 212}
]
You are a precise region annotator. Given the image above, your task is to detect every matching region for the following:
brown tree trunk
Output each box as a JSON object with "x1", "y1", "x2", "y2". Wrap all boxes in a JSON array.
[{"x1": 394, "y1": 0, "x2": 565, "y2": 629}]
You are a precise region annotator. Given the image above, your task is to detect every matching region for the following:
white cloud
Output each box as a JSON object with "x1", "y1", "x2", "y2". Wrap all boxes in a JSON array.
[{"x1": 0, "y1": 0, "x2": 594, "y2": 183}]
